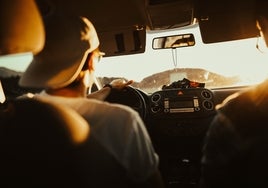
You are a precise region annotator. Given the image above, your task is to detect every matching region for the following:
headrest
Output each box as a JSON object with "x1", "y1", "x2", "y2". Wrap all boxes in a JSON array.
[{"x1": 0, "y1": 0, "x2": 45, "y2": 55}]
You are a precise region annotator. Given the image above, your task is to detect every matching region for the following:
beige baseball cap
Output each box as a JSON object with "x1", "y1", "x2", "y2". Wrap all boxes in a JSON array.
[{"x1": 19, "y1": 13, "x2": 100, "y2": 89}]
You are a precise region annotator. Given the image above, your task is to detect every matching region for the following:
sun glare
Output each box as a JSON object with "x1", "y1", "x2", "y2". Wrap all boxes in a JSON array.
[
  {"x1": 96, "y1": 25, "x2": 268, "y2": 87},
  {"x1": 0, "y1": 52, "x2": 33, "y2": 72},
  {"x1": 1, "y1": 25, "x2": 268, "y2": 89}
]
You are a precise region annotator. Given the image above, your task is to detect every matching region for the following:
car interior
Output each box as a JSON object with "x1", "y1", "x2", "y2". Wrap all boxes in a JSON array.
[
  {"x1": 0, "y1": 1, "x2": 164, "y2": 187},
  {"x1": 1, "y1": 0, "x2": 268, "y2": 187}
]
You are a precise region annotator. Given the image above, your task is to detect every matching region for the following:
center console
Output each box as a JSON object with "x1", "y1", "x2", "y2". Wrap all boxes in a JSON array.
[{"x1": 145, "y1": 88, "x2": 216, "y2": 188}]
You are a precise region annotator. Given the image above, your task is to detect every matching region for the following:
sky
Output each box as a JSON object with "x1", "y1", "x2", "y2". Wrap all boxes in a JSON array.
[
  {"x1": 0, "y1": 52, "x2": 33, "y2": 72},
  {"x1": 95, "y1": 25, "x2": 268, "y2": 84}
]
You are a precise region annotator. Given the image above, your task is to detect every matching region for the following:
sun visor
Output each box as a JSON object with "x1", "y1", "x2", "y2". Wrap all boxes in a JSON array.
[
  {"x1": 98, "y1": 26, "x2": 146, "y2": 57},
  {"x1": 197, "y1": 0, "x2": 259, "y2": 43}
]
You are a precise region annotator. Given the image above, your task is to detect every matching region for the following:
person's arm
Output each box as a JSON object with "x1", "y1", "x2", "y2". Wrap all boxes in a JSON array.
[
  {"x1": 200, "y1": 112, "x2": 241, "y2": 188},
  {"x1": 87, "y1": 79, "x2": 133, "y2": 100}
]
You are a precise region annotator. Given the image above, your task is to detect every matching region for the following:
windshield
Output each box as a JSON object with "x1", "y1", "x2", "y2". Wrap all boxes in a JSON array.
[
  {"x1": 95, "y1": 24, "x2": 268, "y2": 93},
  {"x1": 1, "y1": 24, "x2": 268, "y2": 94}
]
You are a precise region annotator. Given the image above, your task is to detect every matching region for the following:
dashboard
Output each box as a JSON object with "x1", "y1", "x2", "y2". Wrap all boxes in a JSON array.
[
  {"x1": 105, "y1": 84, "x2": 253, "y2": 188},
  {"x1": 148, "y1": 88, "x2": 215, "y2": 118},
  {"x1": 145, "y1": 88, "x2": 216, "y2": 187},
  {"x1": 105, "y1": 86, "x2": 217, "y2": 187}
]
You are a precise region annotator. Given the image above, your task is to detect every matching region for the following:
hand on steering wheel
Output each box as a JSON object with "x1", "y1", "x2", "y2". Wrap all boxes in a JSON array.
[
  {"x1": 88, "y1": 79, "x2": 133, "y2": 101},
  {"x1": 109, "y1": 79, "x2": 133, "y2": 90},
  {"x1": 104, "y1": 80, "x2": 147, "y2": 120}
]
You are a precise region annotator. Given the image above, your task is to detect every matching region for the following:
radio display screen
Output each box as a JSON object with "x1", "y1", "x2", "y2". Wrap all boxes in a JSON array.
[{"x1": 169, "y1": 100, "x2": 193, "y2": 108}]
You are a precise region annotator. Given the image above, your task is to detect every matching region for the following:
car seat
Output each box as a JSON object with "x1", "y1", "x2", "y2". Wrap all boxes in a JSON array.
[{"x1": 0, "y1": 1, "x2": 165, "y2": 187}]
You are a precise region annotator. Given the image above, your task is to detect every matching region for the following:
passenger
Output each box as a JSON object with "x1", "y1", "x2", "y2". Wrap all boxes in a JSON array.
[
  {"x1": 19, "y1": 12, "x2": 163, "y2": 185},
  {"x1": 200, "y1": 7, "x2": 268, "y2": 188},
  {"x1": 200, "y1": 82, "x2": 268, "y2": 188}
]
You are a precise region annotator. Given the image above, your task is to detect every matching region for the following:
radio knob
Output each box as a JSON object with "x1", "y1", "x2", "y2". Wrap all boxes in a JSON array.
[
  {"x1": 201, "y1": 90, "x2": 212, "y2": 99},
  {"x1": 151, "y1": 93, "x2": 161, "y2": 102},
  {"x1": 202, "y1": 100, "x2": 214, "y2": 110},
  {"x1": 151, "y1": 104, "x2": 161, "y2": 113}
]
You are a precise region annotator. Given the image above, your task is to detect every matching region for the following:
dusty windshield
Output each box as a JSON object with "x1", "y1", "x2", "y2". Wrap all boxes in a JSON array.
[
  {"x1": 1, "y1": 24, "x2": 268, "y2": 94},
  {"x1": 95, "y1": 24, "x2": 268, "y2": 93}
]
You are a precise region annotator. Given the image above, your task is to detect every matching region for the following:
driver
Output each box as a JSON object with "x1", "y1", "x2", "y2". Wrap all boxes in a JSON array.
[{"x1": 19, "y1": 11, "x2": 162, "y2": 184}]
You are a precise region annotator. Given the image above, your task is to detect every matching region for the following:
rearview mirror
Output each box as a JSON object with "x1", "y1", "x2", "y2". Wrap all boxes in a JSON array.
[{"x1": 152, "y1": 33, "x2": 195, "y2": 49}]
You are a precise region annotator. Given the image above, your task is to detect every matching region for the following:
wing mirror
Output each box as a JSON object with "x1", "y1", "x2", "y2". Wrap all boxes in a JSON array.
[{"x1": 152, "y1": 33, "x2": 195, "y2": 49}]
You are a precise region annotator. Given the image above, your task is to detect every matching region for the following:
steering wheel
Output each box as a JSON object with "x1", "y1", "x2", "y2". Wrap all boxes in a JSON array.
[{"x1": 104, "y1": 85, "x2": 147, "y2": 120}]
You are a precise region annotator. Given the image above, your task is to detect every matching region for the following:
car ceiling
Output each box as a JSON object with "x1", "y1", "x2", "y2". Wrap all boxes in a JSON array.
[{"x1": 36, "y1": 0, "x2": 268, "y2": 57}]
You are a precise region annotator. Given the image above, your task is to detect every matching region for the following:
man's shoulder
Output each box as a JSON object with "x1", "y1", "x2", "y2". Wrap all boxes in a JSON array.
[
  {"x1": 216, "y1": 83, "x2": 268, "y2": 136},
  {"x1": 84, "y1": 98, "x2": 140, "y2": 119}
]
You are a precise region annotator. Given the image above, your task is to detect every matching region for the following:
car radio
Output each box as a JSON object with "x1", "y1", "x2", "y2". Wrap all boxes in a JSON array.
[{"x1": 149, "y1": 88, "x2": 215, "y2": 117}]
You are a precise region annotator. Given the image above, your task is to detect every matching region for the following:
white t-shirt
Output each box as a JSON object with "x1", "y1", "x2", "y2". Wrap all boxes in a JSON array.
[{"x1": 34, "y1": 91, "x2": 159, "y2": 182}]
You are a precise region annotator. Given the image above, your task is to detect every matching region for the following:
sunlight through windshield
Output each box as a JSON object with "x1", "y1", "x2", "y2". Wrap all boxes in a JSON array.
[
  {"x1": 95, "y1": 24, "x2": 268, "y2": 92},
  {"x1": 1, "y1": 24, "x2": 268, "y2": 93}
]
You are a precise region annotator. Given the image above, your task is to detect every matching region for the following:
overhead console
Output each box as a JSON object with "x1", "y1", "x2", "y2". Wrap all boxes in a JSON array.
[{"x1": 146, "y1": 0, "x2": 195, "y2": 30}]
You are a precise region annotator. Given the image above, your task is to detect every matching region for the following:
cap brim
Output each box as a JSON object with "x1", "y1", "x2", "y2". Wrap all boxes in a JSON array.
[{"x1": 19, "y1": 49, "x2": 87, "y2": 89}]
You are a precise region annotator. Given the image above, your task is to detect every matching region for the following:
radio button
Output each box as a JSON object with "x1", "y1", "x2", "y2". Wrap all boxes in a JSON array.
[
  {"x1": 202, "y1": 100, "x2": 214, "y2": 110},
  {"x1": 151, "y1": 93, "x2": 161, "y2": 102},
  {"x1": 194, "y1": 107, "x2": 200, "y2": 111},
  {"x1": 164, "y1": 99, "x2": 169, "y2": 109},
  {"x1": 151, "y1": 105, "x2": 161, "y2": 113},
  {"x1": 201, "y1": 90, "x2": 212, "y2": 99},
  {"x1": 164, "y1": 108, "x2": 170, "y2": 113},
  {"x1": 193, "y1": 98, "x2": 199, "y2": 107}
]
